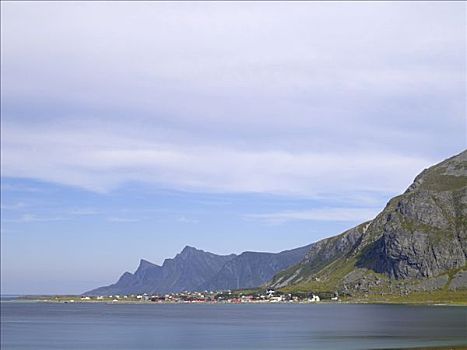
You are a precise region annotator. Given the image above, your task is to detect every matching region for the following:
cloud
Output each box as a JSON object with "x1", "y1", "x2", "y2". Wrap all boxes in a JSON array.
[
  {"x1": 0, "y1": 183, "x2": 43, "y2": 193},
  {"x1": 4, "y1": 214, "x2": 66, "y2": 223},
  {"x1": 177, "y1": 216, "x2": 199, "y2": 224},
  {"x1": 106, "y1": 217, "x2": 140, "y2": 223},
  {"x1": 1, "y1": 123, "x2": 436, "y2": 197},
  {"x1": 245, "y1": 207, "x2": 380, "y2": 225},
  {"x1": 0, "y1": 202, "x2": 26, "y2": 210},
  {"x1": 2, "y1": 3, "x2": 464, "y2": 137},
  {"x1": 67, "y1": 208, "x2": 99, "y2": 216},
  {"x1": 0, "y1": 1, "x2": 464, "y2": 200}
]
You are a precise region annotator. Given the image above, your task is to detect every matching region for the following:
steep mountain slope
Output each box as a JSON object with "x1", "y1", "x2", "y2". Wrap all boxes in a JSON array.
[
  {"x1": 85, "y1": 246, "x2": 236, "y2": 295},
  {"x1": 270, "y1": 222, "x2": 369, "y2": 289},
  {"x1": 200, "y1": 244, "x2": 313, "y2": 291},
  {"x1": 270, "y1": 150, "x2": 467, "y2": 294}
]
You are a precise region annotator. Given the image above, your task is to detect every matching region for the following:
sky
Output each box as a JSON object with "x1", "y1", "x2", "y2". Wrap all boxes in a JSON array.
[{"x1": 1, "y1": 1, "x2": 465, "y2": 295}]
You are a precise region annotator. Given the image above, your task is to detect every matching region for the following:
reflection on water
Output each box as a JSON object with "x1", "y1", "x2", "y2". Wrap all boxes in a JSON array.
[{"x1": 1, "y1": 302, "x2": 466, "y2": 349}]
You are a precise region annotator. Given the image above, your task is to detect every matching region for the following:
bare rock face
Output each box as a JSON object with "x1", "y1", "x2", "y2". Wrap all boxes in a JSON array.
[
  {"x1": 302, "y1": 223, "x2": 367, "y2": 268},
  {"x1": 359, "y1": 151, "x2": 467, "y2": 279},
  {"x1": 449, "y1": 271, "x2": 467, "y2": 290},
  {"x1": 269, "y1": 150, "x2": 467, "y2": 292}
]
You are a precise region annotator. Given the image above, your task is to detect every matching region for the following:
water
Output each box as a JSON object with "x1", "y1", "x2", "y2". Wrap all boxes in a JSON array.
[{"x1": 1, "y1": 302, "x2": 466, "y2": 349}]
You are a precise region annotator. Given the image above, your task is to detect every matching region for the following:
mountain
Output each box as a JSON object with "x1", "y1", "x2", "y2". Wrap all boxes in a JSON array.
[
  {"x1": 85, "y1": 244, "x2": 312, "y2": 295},
  {"x1": 200, "y1": 244, "x2": 313, "y2": 291},
  {"x1": 85, "y1": 246, "x2": 236, "y2": 295},
  {"x1": 86, "y1": 151, "x2": 466, "y2": 298},
  {"x1": 269, "y1": 150, "x2": 467, "y2": 296}
]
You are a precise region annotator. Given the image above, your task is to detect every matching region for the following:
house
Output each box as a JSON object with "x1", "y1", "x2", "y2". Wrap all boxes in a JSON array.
[
  {"x1": 308, "y1": 294, "x2": 320, "y2": 302},
  {"x1": 270, "y1": 296, "x2": 283, "y2": 303}
]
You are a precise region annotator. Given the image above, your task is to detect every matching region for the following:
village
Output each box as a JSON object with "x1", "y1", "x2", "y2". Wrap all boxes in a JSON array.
[{"x1": 59, "y1": 289, "x2": 340, "y2": 304}]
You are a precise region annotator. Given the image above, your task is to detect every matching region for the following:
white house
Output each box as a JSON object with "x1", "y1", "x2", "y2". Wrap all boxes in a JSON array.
[{"x1": 309, "y1": 294, "x2": 320, "y2": 302}]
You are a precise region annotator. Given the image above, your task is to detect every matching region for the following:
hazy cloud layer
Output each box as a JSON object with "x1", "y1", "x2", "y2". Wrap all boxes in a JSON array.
[
  {"x1": 2, "y1": 122, "x2": 435, "y2": 196},
  {"x1": 1, "y1": 1, "x2": 465, "y2": 197},
  {"x1": 246, "y1": 207, "x2": 380, "y2": 225}
]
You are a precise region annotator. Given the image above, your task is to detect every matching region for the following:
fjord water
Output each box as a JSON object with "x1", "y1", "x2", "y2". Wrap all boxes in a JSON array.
[{"x1": 1, "y1": 302, "x2": 466, "y2": 350}]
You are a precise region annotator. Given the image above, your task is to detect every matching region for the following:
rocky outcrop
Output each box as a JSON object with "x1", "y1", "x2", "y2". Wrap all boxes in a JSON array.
[
  {"x1": 449, "y1": 271, "x2": 467, "y2": 290},
  {"x1": 269, "y1": 150, "x2": 467, "y2": 293},
  {"x1": 359, "y1": 151, "x2": 467, "y2": 279}
]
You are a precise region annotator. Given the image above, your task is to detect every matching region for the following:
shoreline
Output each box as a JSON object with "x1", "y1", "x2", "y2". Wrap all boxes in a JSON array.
[{"x1": 4, "y1": 298, "x2": 467, "y2": 307}]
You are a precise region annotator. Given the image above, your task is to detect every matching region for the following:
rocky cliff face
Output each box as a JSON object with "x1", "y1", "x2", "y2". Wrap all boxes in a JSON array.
[
  {"x1": 359, "y1": 151, "x2": 466, "y2": 279},
  {"x1": 270, "y1": 150, "x2": 467, "y2": 293}
]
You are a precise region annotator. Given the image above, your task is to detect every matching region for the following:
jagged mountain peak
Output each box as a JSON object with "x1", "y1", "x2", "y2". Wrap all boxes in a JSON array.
[
  {"x1": 182, "y1": 245, "x2": 198, "y2": 251},
  {"x1": 179, "y1": 245, "x2": 203, "y2": 256},
  {"x1": 138, "y1": 258, "x2": 158, "y2": 268}
]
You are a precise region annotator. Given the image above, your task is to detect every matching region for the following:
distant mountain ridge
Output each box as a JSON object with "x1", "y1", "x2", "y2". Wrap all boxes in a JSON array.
[
  {"x1": 200, "y1": 245, "x2": 313, "y2": 291},
  {"x1": 85, "y1": 244, "x2": 312, "y2": 295},
  {"x1": 85, "y1": 246, "x2": 235, "y2": 295}
]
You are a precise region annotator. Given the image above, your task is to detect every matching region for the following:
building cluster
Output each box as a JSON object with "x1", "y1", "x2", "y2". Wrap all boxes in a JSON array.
[{"x1": 80, "y1": 289, "x2": 338, "y2": 303}]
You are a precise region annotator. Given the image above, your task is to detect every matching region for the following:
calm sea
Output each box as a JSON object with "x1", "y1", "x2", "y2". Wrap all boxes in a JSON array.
[{"x1": 1, "y1": 302, "x2": 466, "y2": 349}]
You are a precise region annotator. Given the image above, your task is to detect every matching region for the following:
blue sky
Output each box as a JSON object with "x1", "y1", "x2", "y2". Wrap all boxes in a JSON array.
[{"x1": 1, "y1": 2, "x2": 465, "y2": 294}]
